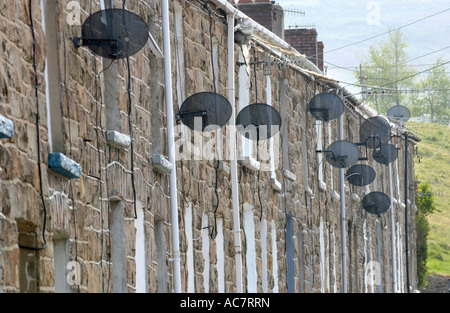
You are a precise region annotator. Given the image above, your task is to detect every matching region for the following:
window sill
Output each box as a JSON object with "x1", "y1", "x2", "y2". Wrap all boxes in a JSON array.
[
  {"x1": 332, "y1": 190, "x2": 340, "y2": 201},
  {"x1": 48, "y1": 153, "x2": 82, "y2": 179},
  {"x1": 218, "y1": 161, "x2": 231, "y2": 176},
  {"x1": 0, "y1": 114, "x2": 14, "y2": 139},
  {"x1": 240, "y1": 156, "x2": 260, "y2": 172},
  {"x1": 106, "y1": 130, "x2": 131, "y2": 149},
  {"x1": 271, "y1": 177, "x2": 282, "y2": 192},
  {"x1": 319, "y1": 180, "x2": 327, "y2": 192},
  {"x1": 152, "y1": 154, "x2": 172, "y2": 174},
  {"x1": 283, "y1": 169, "x2": 296, "y2": 182}
]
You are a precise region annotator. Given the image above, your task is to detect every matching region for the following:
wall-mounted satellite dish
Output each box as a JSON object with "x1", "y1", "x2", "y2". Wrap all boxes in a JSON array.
[
  {"x1": 320, "y1": 140, "x2": 360, "y2": 168},
  {"x1": 345, "y1": 164, "x2": 376, "y2": 186},
  {"x1": 74, "y1": 9, "x2": 149, "y2": 59},
  {"x1": 308, "y1": 93, "x2": 345, "y2": 122},
  {"x1": 360, "y1": 116, "x2": 391, "y2": 149},
  {"x1": 362, "y1": 192, "x2": 391, "y2": 216},
  {"x1": 387, "y1": 105, "x2": 411, "y2": 124},
  {"x1": 236, "y1": 103, "x2": 282, "y2": 141},
  {"x1": 372, "y1": 143, "x2": 399, "y2": 165},
  {"x1": 177, "y1": 92, "x2": 232, "y2": 132}
]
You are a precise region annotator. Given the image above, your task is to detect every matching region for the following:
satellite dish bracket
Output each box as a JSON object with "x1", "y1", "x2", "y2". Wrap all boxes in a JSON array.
[
  {"x1": 308, "y1": 108, "x2": 330, "y2": 122},
  {"x1": 73, "y1": 37, "x2": 119, "y2": 49},
  {"x1": 176, "y1": 109, "x2": 209, "y2": 121}
]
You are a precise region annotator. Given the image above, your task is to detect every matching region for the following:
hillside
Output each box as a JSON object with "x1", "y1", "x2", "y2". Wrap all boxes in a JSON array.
[{"x1": 407, "y1": 121, "x2": 450, "y2": 276}]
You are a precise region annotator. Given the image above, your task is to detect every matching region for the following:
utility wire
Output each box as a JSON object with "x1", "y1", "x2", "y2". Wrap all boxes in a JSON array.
[{"x1": 325, "y1": 8, "x2": 450, "y2": 54}]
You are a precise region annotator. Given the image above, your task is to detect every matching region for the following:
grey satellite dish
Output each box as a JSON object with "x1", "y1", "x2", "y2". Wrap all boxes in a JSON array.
[
  {"x1": 360, "y1": 116, "x2": 391, "y2": 149},
  {"x1": 308, "y1": 93, "x2": 345, "y2": 122},
  {"x1": 362, "y1": 192, "x2": 391, "y2": 216},
  {"x1": 372, "y1": 143, "x2": 398, "y2": 165},
  {"x1": 74, "y1": 9, "x2": 149, "y2": 59},
  {"x1": 320, "y1": 140, "x2": 360, "y2": 168},
  {"x1": 177, "y1": 92, "x2": 232, "y2": 132},
  {"x1": 236, "y1": 103, "x2": 282, "y2": 141},
  {"x1": 346, "y1": 164, "x2": 376, "y2": 186},
  {"x1": 387, "y1": 105, "x2": 411, "y2": 123}
]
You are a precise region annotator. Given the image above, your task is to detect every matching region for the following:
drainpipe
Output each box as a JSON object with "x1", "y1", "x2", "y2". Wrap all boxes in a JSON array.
[
  {"x1": 162, "y1": 0, "x2": 181, "y2": 293},
  {"x1": 388, "y1": 163, "x2": 397, "y2": 292},
  {"x1": 227, "y1": 11, "x2": 243, "y2": 294},
  {"x1": 339, "y1": 90, "x2": 347, "y2": 293},
  {"x1": 404, "y1": 134, "x2": 410, "y2": 293}
]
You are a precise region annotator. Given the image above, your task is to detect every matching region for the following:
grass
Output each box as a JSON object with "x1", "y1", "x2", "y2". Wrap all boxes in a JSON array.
[{"x1": 407, "y1": 121, "x2": 450, "y2": 276}]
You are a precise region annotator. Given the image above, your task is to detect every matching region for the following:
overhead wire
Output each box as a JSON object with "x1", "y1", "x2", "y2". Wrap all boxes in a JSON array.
[{"x1": 324, "y1": 8, "x2": 450, "y2": 54}]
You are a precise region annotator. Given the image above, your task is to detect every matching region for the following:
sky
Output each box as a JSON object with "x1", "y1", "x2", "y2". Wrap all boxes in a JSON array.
[{"x1": 276, "y1": 0, "x2": 450, "y2": 95}]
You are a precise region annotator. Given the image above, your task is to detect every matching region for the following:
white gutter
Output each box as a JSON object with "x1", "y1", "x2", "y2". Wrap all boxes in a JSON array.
[
  {"x1": 209, "y1": 0, "x2": 321, "y2": 74},
  {"x1": 339, "y1": 89, "x2": 347, "y2": 293},
  {"x1": 162, "y1": 0, "x2": 181, "y2": 293},
  {"x1": 226, "y1": 11, "x2": 244, "y2": 293}
]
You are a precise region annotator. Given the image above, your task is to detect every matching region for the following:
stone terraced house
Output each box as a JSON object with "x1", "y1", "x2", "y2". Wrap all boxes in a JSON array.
[{"x1": 0, "y1": 0, "x2": 419, "y2": 293}]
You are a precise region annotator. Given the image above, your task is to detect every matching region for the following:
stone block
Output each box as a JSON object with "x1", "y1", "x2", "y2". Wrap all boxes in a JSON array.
[
  {"x1": 48, "y1": 153, "x2": 82, "y2": 179},
  {"x1": 106, "y1": 130, "x2": 131, "y2": 149},
  {"x1": 0, "y1": 114, "x2": 13, "y2": 139},
  {"x1": 152, "y1": 154, "x2": 172, "y2": 174}
]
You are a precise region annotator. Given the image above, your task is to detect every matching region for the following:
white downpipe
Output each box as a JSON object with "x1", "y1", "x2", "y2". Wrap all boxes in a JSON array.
[
  {"x1": 339, "y1": 90, "x2": 347, "y2": 293},
  {"x1": 388, "y1": 163, "x2": 397, "y2": 293},
  {"x1": 162, "y1": 0, "x2": 181, "y2": 293},
  {"x1": 227, "y1": 12, "x2": 243, "y2": 293}
]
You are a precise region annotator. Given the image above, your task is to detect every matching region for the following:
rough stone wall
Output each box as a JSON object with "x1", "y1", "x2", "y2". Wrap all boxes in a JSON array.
[{"x1": 0, "y1": 0, "x2": 418, "y2": 293}]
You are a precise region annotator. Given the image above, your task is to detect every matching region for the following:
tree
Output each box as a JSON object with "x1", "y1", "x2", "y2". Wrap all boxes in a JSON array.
[
  {"x1": 410, "y1": 57, "x2": 450, "y2": 124},
  {"x1": 415, "y1": 181, "x2": 436, "y2": 289},
  {"x1": 355, "y1": 28, "x2": 416, "y2": 115}
]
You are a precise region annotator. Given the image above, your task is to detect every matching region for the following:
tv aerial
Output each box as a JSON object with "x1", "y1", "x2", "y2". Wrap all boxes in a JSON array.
[
  {"x1": 345, "y1": 164, "x2": 376, "y2": 186},
  {"x1": 307, "y1": 93, "x2": 345, "y2": 122},
  {"x1": 177, "y1": 92, "x2": 233, "y2": 132},
  {"x1": 318, "y1": 140, "x2": 360, "y2": 169},
  {"x1": 362, "y1": 192, "x2": 391, "y2": 217},
  {"x1": 74, "y1": 9, "x2": 150, "y2": 59}
]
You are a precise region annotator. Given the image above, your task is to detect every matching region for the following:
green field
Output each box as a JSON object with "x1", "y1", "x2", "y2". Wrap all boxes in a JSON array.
[{"x1": 407, "y1": 121, "x2": 450, "y2": 275}]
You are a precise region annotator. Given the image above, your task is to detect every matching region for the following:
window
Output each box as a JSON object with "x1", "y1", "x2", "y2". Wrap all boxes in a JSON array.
[
  {"x1": 266, "y1": 75, "x2": 281, "y2": 190},
  {"x1": 18, "y1": 229, "x2": 37, "y2": 293},
  {"x1": 286, "y1": 213, "x2": 295, "y2": 293},
  {"x1": 54, "y1": 239, "x2": 69, "y2": 293},
  {"x1": 134, "y1": 204, "x2": 147, "y2": 293},
  {"x1": 260, "y1": 218, "x2": 268, "y2": 292},
  {"x1": 316, "y1": 120, "x2": 326, "y2": 191},
  {"x1": 238, "y1": 52, "x2": 259, "y2": 170},
  {"x1": 271, "y1": 220, "x2": 279, "y2": 293},
  {"x1": 110, "y1": 201, "x2": 127, "y2": 293},
  {"x1": 184, "y1": 202, "x2": 195, "y2": 292},
  {"x1": 215, "y1": 218, "x2": 225, "y2": 293},
  {"x1": 155, "y1": 218, "x2": 168, "y2": 293},
  {"x1": 42, "y1": 0, "x2": 65, "y2": 153},
  {"x1": 243, "y1": 203, "x2": 257, "y2": 293},
  {"x1": 201, "y1": 213, "x2": 210, "y2": 292}
]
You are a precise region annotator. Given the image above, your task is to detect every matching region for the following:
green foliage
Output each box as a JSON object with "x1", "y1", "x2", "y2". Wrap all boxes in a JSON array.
[
  {"x1": 410, "y1": 57, "x2": 450, "y2": 125},
  {"x1": 355, "y1": 28, "x2": 416, "y2": 115},
  {"x1": 415, "y1": 182, "x2": 435, "y2": 289}
]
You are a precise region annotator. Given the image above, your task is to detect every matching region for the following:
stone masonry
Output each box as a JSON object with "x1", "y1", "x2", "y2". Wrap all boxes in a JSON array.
[{"x1": 0, "y1": 0, "x2": 418, "y2": 293}]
